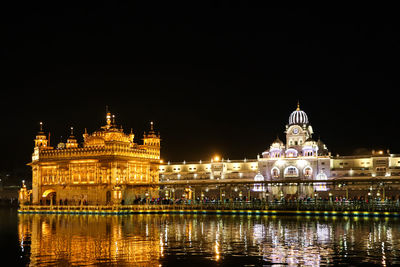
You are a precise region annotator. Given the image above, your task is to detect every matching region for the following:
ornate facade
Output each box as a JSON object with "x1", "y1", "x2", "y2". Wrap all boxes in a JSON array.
[
  {"x1": 28, "y1": 110, "x2": 161, "y2": 205},
  {"x1": 159, "y1": 103, "x2": 400, "y2": 199},
  {"x1": 24, "y1": 104, "x2": 400, "y2": 205}
]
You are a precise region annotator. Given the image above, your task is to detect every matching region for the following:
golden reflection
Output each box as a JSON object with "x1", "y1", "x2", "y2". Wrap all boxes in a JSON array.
[
  {"x1": 18, "y1": 214, "x2": 400, "y2": 266},
  {"x1": 18, "y1": 214, "x2": 161, "y2": 266}
]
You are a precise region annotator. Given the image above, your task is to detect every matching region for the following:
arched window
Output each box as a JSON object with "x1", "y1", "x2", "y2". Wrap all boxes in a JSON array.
[
  {"x1": 285, "y1": 148, "x2": 298, "y2": 158},
  {"x1": 303, "y1": 166, "x2": 313, "y2": 178},
  {"x1": 314, "y1": 171, "x2": 328, "y2": 191},
  {"x1": 271, "y1": 167, "x2": 280, "y2": 178},
  {"x1": 269, "y1": 149, "x2": 281, "y2": 158},
  {"x1": 253, "y1": 173, "x2": 265, "y2": 192},
  {"x1": 284, "y1": 166, "x2": 299, "y2": 177}
]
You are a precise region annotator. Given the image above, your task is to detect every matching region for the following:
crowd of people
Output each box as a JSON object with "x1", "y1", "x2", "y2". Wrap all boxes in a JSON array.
[
  {"x1": 17, "y1": 194, "x2": 400, "y2": 207},
  {"x1": 128, "y1": 195, "x2": 400, "y2": 206}
]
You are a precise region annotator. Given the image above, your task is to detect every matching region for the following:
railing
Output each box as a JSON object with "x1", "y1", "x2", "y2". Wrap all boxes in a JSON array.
[{"x1": 18, "y1": 200, "x2": 400, "y2": 213}]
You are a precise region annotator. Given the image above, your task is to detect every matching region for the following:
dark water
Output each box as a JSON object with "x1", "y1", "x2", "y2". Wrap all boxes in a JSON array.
[{"x1": 2, "y1": 208, "x2": 400, "y2": 266}]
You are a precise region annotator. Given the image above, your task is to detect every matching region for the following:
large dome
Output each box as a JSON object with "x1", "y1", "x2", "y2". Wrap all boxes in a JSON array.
[{"x1": 288, "y1": 103, "x2": 309, "y2": 125}]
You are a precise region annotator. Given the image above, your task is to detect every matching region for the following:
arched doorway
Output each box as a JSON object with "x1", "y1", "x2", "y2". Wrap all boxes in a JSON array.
[
  {"x1": 42, "y1": 189, "x2": 56, "y2": 205},
  {"x1": 106, "y1": 191, "x2": 111, "y2": 205}
]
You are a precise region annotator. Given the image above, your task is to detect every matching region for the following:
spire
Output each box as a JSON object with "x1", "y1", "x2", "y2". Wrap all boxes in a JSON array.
[
  {"x1": 129, "y1": 128, "x2": 135, "y2": 142},
  {"x1": 66, "y1": 126, "x2": 78, "y2": 148},
  {"x1": 34, "y1": 121, "x2": 48, "y2": 148},
  {"x1": 296, "y1": 100, "x2": 300, "y2": 111},
  {"x1": 150, "y1": 121, "x2": 154, "y2": 132},
  {"x1": 274, "y1": 134, "x2": 283, "y2": 144},
  {"x1": 106, "y1": 106, "x2": 111, "y2": 127}
]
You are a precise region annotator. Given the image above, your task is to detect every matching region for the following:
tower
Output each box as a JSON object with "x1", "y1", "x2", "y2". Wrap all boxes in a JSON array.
[
  {"x1": 285, "y1": 102, "x2": 313, "y2": 150},
  {"x1": 143, "y1": 121, "x2": 161, "y2": 159},
  {"x1": 66, "y1": 127, "x2": 79, "y2": 148},
  {"x1": 34, "y1": 122, "x2": 48, "y2": 148}
]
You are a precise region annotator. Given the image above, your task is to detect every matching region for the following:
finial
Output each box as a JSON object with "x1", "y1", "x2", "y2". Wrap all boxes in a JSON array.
[
  {"x1": 106, "y1": 106, "x2": 111, "y2": 126},
  {"x1": 84, "y1": 128, "x2": 87, "y2": 134},
  {"x1": 130, "y1": 128, "x2": 133, "y2": 134},
  {"x1": 296, "y1": 100, "x2": 300, "y2": 111},
  {"x1": 112, "y1": 114, "x2": 116, "y2": 125},
  {"x1": 70, "y1": 126, "x2": 74, "y2": 136},
  {"x1": 150, "y1": 121, "x2": 154, "y2": 131}
]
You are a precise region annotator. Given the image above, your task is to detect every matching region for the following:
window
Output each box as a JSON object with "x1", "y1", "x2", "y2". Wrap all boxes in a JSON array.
[
  {"x1": 286, "y1": 149, "x2": 298, "y2": 158},
  {"x1": 271, "y1": 167, "x2": 280, "y2": 178},
  {"x1": 304, "y1": 167, "x2": 312, "y2": 178},
  {"x1": 284, "y1": 166, "x2": 299, "y2": 177},
  {"x1": 287, "y1": 167, "x2": 297, "y2": 175},
  {"x1": 304, "y1": 151, "x2": 313, "y2": 156}
]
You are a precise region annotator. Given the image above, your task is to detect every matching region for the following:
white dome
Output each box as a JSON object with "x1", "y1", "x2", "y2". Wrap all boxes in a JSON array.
[
  {"x1": 254, "y1": 173, "x2": 264, "y2": 181},
  {"x1": 288, "y1": 104, "x2": 309, "y2": 125}
]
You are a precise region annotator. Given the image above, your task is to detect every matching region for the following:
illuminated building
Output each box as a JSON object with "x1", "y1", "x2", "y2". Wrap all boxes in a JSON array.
[
  {"x1": 160, "y1": 103, "x2": 400, "y2": 199},
  {"x1": 28, "y1": 110, "x2": 161, "y2": 205}
]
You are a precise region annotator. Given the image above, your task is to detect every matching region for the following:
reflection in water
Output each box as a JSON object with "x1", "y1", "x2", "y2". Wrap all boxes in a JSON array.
[
  {"x1": 18, "y1": 214, "x2": 161, "y2": 266},
  {"x1": 18, "y1": 214, "x2": 400, "y2": 266}
]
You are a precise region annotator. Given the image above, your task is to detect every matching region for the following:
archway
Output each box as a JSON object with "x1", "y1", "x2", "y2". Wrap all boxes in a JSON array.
[
  {"x1": 106, "y1": 191, "x2": 111, "y2": 205},
  {"x1": 42, "y1": 189, "x2": 56, "y2": 205}
]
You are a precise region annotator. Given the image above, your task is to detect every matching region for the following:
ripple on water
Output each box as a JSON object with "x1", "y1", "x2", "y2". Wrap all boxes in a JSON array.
[{"x1": 12, "y1": 212, "x2": 400, "y2": 266}]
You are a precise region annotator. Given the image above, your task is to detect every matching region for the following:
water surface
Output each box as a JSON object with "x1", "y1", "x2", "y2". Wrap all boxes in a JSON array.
[{"x1": 3, "y1": 208, "x2": 400, "y2": 266}]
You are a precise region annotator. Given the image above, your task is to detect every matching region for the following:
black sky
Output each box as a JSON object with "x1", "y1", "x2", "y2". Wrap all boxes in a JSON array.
[{"x1": 2, "y1": 4, "x2": 400, "y2": 172}]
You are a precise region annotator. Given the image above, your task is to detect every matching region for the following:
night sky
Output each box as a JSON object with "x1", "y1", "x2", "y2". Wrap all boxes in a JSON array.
[{"x1": 2, "y1": 5, "x2": 400, "y2": 174}]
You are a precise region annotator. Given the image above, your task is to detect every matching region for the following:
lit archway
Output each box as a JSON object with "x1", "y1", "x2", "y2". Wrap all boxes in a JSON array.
[
  {"x1": 42, "y1": 189, "x2": 56, "y2": 205},
  {"x1": 303, "y1": 166, "x2": 313, "y2": 178},
  {"x1": 271, "y1": 167, "x2": 280, "y2": 178},
  {"x1": 284, "y1": 166, "x2": 299, "y2": 178},
  {"x1": 42, "y1": 189, "x2": 56, "y2": 198},
  {"x1": 314, "y1": 171, "x2": 328, "y2": 191}
]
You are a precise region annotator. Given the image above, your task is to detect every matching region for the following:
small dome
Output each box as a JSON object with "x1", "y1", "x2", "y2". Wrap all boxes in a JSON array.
[
  {"x1": 304, "y1": 137, "x2": 316, "y2": 145},
  {"x1": 57, "y1": 142, "x2": 65, "y2": 149},
  {"x1": 254, "y1": 173, "x2": 264, "y2": 181},
  {"x1": 272, "y1": 136, "x2": 284, "y2": 145},
  {"x1": 288, "y1": 103, "x2": 309, "y2": 125}
]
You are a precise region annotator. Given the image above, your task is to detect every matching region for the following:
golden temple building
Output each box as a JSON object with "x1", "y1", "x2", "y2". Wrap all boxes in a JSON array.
[{"x1": 28, "y1": 110, "x2": 161, "y2": 205}]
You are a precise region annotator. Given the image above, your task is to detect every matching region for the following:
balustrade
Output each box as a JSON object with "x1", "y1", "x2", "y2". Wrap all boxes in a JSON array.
[{"x1": 19, "y1": 200, "x2": 400, "y2": 213}]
